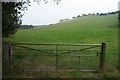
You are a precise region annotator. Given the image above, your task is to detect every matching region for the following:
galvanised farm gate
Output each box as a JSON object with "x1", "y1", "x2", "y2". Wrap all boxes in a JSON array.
[{"x1": 2, "y1": 42, "x2": 106, "y2": 77}]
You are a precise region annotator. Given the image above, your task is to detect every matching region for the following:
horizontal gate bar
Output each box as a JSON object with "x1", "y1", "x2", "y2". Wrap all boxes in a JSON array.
[
  {"x1": 13, "y1": 44, "x2": 54, "y2": 55},
  {"x1": 70, "y1": 54, "x2": 97, "y2": 57},
  {"x1": 61, "y1": 45, "x2": 100, "y2": 54},
  {"x1": 12, "y1": 43, "x2": 101, "y2": 46},
  {"x1": 18, "y1": 69, "x2": 96, "y2": 72},
  {"x1": 13, "y1": 49, "x2": 98, "y2": 51}
]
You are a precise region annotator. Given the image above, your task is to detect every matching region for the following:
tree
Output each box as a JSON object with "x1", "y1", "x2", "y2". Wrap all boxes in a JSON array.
[
  {"x1": 77, "y1": 15, "x2": 81, "y2": 17},
  {"x1": 2, "y1": 1, "x2": 30, "y2": 37},
  {"x1": 117, "y1": 10, "x2": 120, "y2": 23},
  {"x1": 118, "y1": 10, "x2": 120, "y2": 27},
  {"x1": 73, "y1": 17, "x2": 76, "y2": 19},
  {"x1": 82, "y1": 14, "x2": 87, "y2": 16},
  {"x1": 2, "y1": 0, "x2": 61, "y2": 37},
  {"x1": 96, "y1": 13, "x2": 99, "y2": 15}
]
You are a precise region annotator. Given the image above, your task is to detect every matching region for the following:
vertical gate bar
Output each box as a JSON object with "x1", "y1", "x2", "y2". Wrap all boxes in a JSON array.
[
  {"x1": 99, "y1": 43, "x2": 106, "y2": 71},
  {"x1": 32, "y1": 51, "x2": 35, "y2": 76},
  {"x1": 56, "y1": 44, "x2": 58, "y2": 70},
  {"x1": 78, "y1": 56, "x2": 80, "y2": 70}
]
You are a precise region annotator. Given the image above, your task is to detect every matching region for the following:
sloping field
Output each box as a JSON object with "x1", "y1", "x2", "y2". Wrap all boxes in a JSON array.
[
  {"x1": 12, "y1": 14, "x2": 118, "y2": 67},
  {"x1": 12, "y1": 14, "x2": 118, "y2": 44},
  {"x1": 5, "y1": 14, "x2": 118, "y2": 78}
]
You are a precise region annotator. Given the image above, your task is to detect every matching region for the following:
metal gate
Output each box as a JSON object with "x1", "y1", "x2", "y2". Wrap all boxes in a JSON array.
[{"x1": 2, "y1": 42, "x2": 106, "y2": 78}]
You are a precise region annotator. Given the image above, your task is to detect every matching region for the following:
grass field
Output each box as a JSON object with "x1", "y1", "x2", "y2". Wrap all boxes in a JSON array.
[{"x1": 4, "y1": 14, "x2": 118, "y2": 78}]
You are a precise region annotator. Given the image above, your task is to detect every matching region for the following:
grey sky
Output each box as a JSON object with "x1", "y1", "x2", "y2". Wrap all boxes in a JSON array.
[{"x1": 22, "y1": 0, "x2": 119, "y2": 25}]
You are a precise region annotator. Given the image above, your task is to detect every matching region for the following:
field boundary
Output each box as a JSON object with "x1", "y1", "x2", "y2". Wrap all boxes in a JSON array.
[{"x1": 3, "y1": 42, "x2": 106, "y2": 72}]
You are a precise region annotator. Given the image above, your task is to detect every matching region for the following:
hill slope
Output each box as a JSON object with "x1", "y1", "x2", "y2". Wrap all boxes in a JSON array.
[
  {"x1": 9, "y1": 14, "x2": 118, "y2": 71},
  {"x1": 12, "y1": 14, "x2": 118, "y2": 44}
]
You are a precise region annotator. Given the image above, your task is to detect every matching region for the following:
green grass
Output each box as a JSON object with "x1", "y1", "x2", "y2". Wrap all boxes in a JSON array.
[
  {"x1": 11, "y1": 14, "x2": 118, "y2": 43},
  {"x1": 4, "y1": 14, "x2": 118, "y2": 78}
]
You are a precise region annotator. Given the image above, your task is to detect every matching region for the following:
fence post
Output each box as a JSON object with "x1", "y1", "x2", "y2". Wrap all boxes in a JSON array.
[
  {"x1": 100, "y1": 43, "x2": 106, "y2": 71},
  {"x1": 78, "y1": 56, "x2": 80, "y2": 70},
  {"x1": 4, "y1": 42, "x2": 12, "y2": 63}
]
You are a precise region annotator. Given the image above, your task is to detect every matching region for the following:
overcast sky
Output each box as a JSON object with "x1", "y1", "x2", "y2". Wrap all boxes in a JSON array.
[{"x1": 22, "y1": 0, "x2": 119, "y2": 25}]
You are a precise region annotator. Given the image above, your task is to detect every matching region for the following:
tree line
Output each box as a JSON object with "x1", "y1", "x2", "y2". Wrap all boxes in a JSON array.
[
  {"x1": 20, "y1": 25, "x2": 34, "y2": 29},
  {"x1": 59, "y1": 11, "x2": 119, "y2": 22}
]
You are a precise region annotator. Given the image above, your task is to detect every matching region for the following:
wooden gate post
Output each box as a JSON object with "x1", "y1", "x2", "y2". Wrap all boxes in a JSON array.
[
  {"x1": 100, "y1": 43, "x2": 106, "y2": 71},
  {"x1": 4, "y1": 42, "x2": 12, "y2": 63}
]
